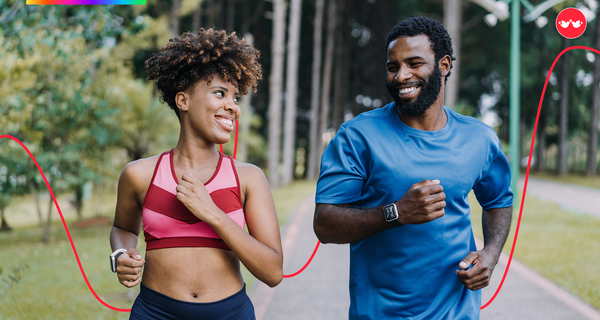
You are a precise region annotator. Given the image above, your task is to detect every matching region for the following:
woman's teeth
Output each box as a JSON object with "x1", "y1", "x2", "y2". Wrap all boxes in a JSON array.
[{"x1": 217, "y1": 118, "x2": 233, "y2": 126}]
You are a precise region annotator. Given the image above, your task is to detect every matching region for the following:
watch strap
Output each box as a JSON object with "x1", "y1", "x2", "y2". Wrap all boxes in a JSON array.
[{"x1": 110, "y1": 248, "x2": 128, "y2": 273}]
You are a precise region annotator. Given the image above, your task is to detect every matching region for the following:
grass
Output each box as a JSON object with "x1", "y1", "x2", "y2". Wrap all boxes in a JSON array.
[
  {"x1": 469, "y1": 191, "x2": 600, "y2": 311},
  {"x1": 0, "y1": 222, "x2": 138, "y2": 319},
  {"x1": 528, "y1": 171, "x2": 600, "y2": 190},
  {"x1": 0, "y1": 180, "x2": 317, "y2": 319}
]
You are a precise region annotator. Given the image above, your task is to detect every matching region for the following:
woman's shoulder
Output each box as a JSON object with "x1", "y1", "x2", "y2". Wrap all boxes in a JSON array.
[
  {"x1": 231, "y1": 160, "x2": 268, "y2": 184},
  {"x1": 119, "y1": 154, "x2": 163, "y2": 193}
]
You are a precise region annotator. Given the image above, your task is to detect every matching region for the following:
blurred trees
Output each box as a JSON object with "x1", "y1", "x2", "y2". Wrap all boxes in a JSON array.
[
  {"x1": 1, "y1": 0, "x2": 600, "y2": 236},
  {"x1": 0, "y1": 3, "x2": 159, "y2": 239},
  {"x1": 267, "y1": 0, "x2": 286, "y2": 187},
  {"x1": 282, "y1": 0, "x2": 303, "y2": 186}
]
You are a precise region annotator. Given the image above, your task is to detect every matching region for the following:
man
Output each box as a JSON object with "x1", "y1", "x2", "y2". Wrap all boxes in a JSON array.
[{"x1": 313, "y1": 16, "x2": 513, "y2": 319}]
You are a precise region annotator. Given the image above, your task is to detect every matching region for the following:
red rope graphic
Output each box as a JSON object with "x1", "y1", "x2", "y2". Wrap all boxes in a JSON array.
[
  {"x1": 283, "y1": 241, "x2": 321, "y2": 278},
  {"x1": 2, "y1": 46, "x2": 595, "y2": 312},
  {"x1": 480, "y1": 45, "x2": 600, "y2": 309},
  {"x1": 0, "y1": 134, "x2": 131, "y2": 312}
]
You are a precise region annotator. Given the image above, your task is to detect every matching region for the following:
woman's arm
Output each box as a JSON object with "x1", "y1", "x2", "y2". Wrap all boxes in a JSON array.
[
  {"x1": 110, "y1": 161, "x2": 151, "y2": 288},
  {"x1": 176, "y1": 163, "x2": 283, "y2": 287}
]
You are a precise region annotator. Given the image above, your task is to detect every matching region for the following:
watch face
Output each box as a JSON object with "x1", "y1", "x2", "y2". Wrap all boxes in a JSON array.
[{"x1": 384, "y1": 205, "x2": 397, "y2": 220}]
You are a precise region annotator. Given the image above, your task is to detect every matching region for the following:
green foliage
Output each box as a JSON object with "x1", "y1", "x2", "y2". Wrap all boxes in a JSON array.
[{"x1": 113, "y1": 80, "x2": 180, "y2": 160}]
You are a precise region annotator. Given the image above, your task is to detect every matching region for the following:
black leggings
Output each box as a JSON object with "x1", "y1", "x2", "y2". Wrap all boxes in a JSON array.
[{"x1": 130, "y1": 284, "x2": 255, "y2": 320}]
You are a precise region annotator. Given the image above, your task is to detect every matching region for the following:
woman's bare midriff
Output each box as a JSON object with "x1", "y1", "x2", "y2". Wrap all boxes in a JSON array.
[{"x1": 141, "y1": 247, "x2": 244, "y2": 303}]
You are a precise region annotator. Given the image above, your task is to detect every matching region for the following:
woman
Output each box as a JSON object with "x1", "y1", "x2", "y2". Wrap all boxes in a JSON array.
[{"x1": 110, "y1": 28, "x2": 283, "y2": 319}]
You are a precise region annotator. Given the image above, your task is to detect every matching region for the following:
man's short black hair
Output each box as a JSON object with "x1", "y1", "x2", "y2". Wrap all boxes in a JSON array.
[{"x1": 386, "y1": 16, "x2": 456, "y2": 80}]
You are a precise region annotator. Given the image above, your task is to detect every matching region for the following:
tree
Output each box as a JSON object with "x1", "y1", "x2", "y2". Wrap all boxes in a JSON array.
[
  {"x1": 318, "y1": 0, "x2": 337, "y2": 156},
  {"x1": 307, "y1": 0, "x2": 325, "y2": 181},
  {"x1": 443, "y1": 0, "x2": 463, "y2": 108},
  {"x1": 557, "y1": 37, "x2": 570, "y2": 176},
  {"x1": 267, "y1": 0, "x2": 287, "y2": 187},
  {"x1": 0, "y1": 144, "x2": 31, "y2": 232},
  {"x1": 172, "y1": 0, "x2": 181, "y2": 35},
  {"x1": 282, "y1": 0, "x2": 303, "y2": 186},
  {"x1": 332, "y1": 0, "x2": 349, "y2": 131},
  {"x1": 588, "y1": 15, "x2": 600, "y2": 176},
  {"x1": 0, "y1": 4, "x2": 143, "y2": 241}
]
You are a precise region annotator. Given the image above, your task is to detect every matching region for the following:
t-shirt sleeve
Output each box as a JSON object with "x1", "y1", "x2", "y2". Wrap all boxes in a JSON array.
[
  {"x1": 473, "y1": 135, "x2": 514, "y2": 210},
  {"x1": 315, "y1": 126, "x2": 366, "y2": 204}
]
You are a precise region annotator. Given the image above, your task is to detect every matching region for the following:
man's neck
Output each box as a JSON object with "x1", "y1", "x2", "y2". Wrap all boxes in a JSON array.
[{"x1": 397, "y1": 99, "x2": 447, "y2": 132}]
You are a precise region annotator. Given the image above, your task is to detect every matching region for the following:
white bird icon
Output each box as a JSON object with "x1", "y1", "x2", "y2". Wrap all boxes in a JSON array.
[
  {"x1": 572, "y1": 20, "x2": 583, "y2": 28},
  {"x1": 559, "y1": 20, "x2": 571, "y2": 28}
]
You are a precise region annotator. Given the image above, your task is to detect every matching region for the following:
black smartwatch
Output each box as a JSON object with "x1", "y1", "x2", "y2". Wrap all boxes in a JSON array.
[
  {"x1": 383, "y1": 203, "x2": 402, "y2": 227},
  {"x1": 110, "y1": 248, "x2": 128, "y2": 273}
]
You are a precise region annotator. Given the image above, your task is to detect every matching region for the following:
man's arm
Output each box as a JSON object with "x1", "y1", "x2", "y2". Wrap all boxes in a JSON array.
[
  {"x1": 456, "y1": 206, "x2": 512, "y2": 290},
  {"x1": 314, "y1": 179, "x2": 447, "y2": 244}
]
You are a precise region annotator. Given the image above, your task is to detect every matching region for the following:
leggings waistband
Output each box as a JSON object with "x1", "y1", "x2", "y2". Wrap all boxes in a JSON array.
[{"x1": 130, "y1": 284, "x2": 255, "y2": 320}]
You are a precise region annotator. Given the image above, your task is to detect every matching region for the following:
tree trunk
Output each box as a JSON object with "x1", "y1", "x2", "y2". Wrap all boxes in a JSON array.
[
  {"x1": 217, "y1": 0, "x2": 225, "y2": 28},
  {"x1": 443, "y1": 0, "x2": 462, "y2": 108},
  {"x1": 267, "y1": 0, "x2": 287, "y2": 188},
  {"x1": 226, "y1": 0, "x2": 234, "y2": 30},
  {"x1": 74, "y1": 186, "x2": 83, "y2": 221},
  {"x1": 42, "y1": 194, "x2": 53, "y2": 243},
  {"x1": 520, "y1": 118, "x2": 526, "y2": 169},
  {"x1": 43, "y1": 140, "x2": 65, "y2": 243},
  {"x1": 557, "y1": 37, "x2": 570, "y2": 176},
  {"x1": 535, "y1": 105, "x2": 547, "y2": 171},
  {"x1": 207, "y1": 0, "x2": 214, "y2": 28},
  {"x1": 318, "y1": 0, "x2": 337, "y2": 156},
  {"x1": 193, "y1": 1, "x2": 202, "y2": 32},
  {"x1": 238, "y1": 33, "x2": 255, "y2": 163},
  {"x1": 587, "y1": 15, "x2": 600, "y2": 176},
  {"x1": 0, "y1": 207, "x2": 12, "y2": 232},
  {"x1": 332, "y1": 0, "x2": 349, "y2": 131},
  {"x1": 282, "y1": 0, "x2": 303, "y2": 186},
  {"x1": 536, "y1": 40, "x2": 548, "y2": 172},
  {"x1": 307, "y1": 0, "x2": 325, "y2": 181},
  {"x1": 35, "y1": 191, "x2": 43, "y2": 226},
  {"x1": 171, "y1": 0, "x2": 181, "y2": 36}
]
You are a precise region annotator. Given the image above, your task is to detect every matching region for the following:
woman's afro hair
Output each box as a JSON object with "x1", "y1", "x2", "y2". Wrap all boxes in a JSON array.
[
  {"x1": 145, "y1": 28, "x2": 263, "y2": 119},
  {"x1": 386, "y1": 16, "x2": 456, "y2": 79}
]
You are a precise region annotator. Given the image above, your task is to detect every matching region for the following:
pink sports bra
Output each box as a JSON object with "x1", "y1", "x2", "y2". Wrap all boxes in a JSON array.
[{"x1": 142, "y1": 149, "x2": 246, "y2": 251}]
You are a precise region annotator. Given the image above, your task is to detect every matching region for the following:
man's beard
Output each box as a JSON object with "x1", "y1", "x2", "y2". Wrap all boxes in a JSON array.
[{"x1": 387, "y1": 65, "x2": 443, "y2": 116}]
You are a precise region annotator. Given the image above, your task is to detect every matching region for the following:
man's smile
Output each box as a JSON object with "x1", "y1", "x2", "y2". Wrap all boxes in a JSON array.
[{"x1": 398, "y1": 86, "x2": 420, "y2": 99}]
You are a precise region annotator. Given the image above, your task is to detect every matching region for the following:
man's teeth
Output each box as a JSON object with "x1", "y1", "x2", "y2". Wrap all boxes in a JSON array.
[
  {"x1": 399, "y1": 87, "x2": 418, "y2": 94},
  {"x1": 217, "y1": 118, "x2": 233, "y2": 126}
]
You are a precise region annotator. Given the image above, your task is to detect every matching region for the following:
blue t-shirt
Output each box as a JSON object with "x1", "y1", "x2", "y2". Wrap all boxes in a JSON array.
[{"x1": 316, "y1": 103, "x2": 513, "y2": 320}]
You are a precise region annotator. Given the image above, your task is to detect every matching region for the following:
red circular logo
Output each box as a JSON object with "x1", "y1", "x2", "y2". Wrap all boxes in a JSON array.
[{"x1": 556, "y1": 8, "x2": 587, "y2": 39}]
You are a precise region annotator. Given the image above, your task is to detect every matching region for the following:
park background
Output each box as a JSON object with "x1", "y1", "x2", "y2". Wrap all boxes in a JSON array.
[{"x1": 1, "y1": 0, "x2": 599, "y2": 318}]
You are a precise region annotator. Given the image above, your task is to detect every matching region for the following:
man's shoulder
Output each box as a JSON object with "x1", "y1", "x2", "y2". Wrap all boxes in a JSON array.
[
  {"x1": 341, "y1": 103, "x2": 396, "y2": 131},
  {"x1": 447, "y1": 107, "x2": 499, "y2": 140}
]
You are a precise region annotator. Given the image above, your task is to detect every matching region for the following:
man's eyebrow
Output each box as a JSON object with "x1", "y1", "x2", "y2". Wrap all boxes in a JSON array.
[
  {"x1": 405, "y1": 56, "x2": 426, "y2": 61},
  {"x1": 387, "y1": 56, "x2": 426, "y2": 66}
]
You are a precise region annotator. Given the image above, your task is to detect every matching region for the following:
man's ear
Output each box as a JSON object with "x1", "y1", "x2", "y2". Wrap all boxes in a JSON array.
[
  {"x1": 439, "y1": 55, "x2": 452, "y2": 77},
  {"x1": 175, "y1": 91, "x2": 189, "y2": 112}
]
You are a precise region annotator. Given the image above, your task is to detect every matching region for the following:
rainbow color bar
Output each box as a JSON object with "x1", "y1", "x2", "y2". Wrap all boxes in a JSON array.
[{"x1": 27, "y1": 0, "x2": 145, "y2": 4}]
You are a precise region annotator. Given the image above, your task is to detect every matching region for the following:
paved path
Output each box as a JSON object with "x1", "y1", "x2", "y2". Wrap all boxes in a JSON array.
[
  {"x1": 250, "y1": 196, "x2": 349, "y2": 320},
  {"x1": 519, "y1": 176, "x2": 600, "y2": 218},
  {"x1": 250, "y1": 178, "x2": 600, "y2": 319}
]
